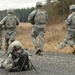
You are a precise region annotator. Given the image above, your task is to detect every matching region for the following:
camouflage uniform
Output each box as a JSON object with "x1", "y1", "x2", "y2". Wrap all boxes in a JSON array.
[
  {"x1": 59, "y1": 5, "x2": 75, "y2": 50},
  {"x1": 0, "y1": 41, "x2": 29, "y2": 71},
  {"x1": 28, "y1": 1, "x2": 48, "y2": 53},
  {"x1": 0, "y1": 24, "x2": 4, "y2": 48},
  {"x1": 0, "y1": 28, "x2": 2, "y2": 47},
  {"x1": 0, "y1": 9, "x2": 19, "y2": 52}
]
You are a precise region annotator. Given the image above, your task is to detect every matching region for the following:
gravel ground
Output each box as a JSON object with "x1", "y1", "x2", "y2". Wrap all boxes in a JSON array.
[{"x1": 0, "y1": 50, "x2": 75, "y2": 75}]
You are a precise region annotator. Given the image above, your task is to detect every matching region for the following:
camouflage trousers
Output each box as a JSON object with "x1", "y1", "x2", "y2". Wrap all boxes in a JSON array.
[
  {"x1": 59, "y1": 30, "x2": 75, "y2": 49},
  {"x1": 4, "y1": 28, "x2": 16, "y2": 52},
  {"x1": 0, "y1": 32, "x2": 2, "y2": 46},
  {"x1": 31, "y1": 27, "x2": 45, "y2": 51}
]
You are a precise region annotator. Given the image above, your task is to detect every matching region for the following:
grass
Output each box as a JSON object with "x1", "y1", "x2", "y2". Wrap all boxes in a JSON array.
[{"x1": 2, "y1": 23, "x2": 74, "y2": 54}]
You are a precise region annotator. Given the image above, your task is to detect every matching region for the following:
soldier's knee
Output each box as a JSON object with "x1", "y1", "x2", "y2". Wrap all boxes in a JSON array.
[
  {"x1": 31, "y1": 33, "x2": 36, "y2": 38},
  {"x1": 31, "y1": 30, "x2": 37, "y2": 38},
  {"x1": 39, "y1": 32, "x2": 44, "y2": 38},
  {"x1": 31, "y1": 33, "x2": 34, "y2": 37}
]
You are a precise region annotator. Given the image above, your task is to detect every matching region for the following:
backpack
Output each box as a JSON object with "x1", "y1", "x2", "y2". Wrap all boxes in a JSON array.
[
  {"x1": 34, "y1": 9, "x2": 47, "y2": 24},
  {"x1": 5, "y1": 15, "x2": 17, "y2": 28}
]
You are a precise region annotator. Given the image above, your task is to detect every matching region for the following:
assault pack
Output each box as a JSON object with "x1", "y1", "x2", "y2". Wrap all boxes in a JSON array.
[
  {"x1": 34, "y1": 9, "x2": 47, "y2": 24},
  {"x1": 30, "y1": 9, "x2": 47, "y2": 24},
  {"x1": 5, "y1": 15, "x2": 18, "y2": 28}
]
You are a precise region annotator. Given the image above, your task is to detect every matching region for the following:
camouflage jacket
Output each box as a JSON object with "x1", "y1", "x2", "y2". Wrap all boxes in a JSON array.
[
  {"x1": 65, "y1": 13, "x2": 75, "y2": 31},
  {"x1": 28, "y1": 9, "x2": 48, "y2": 28},
  {"x1": 0, "y1": 14, "x2": 19, "y2": 29}
]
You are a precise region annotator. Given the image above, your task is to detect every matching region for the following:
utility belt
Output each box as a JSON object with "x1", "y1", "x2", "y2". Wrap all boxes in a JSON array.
[
  {"x1": 5, "y1": 27, "x2": 16, "y2": 30},
  {"x1": 33, "y1": 24, "x2": 45, "y2": 28}
]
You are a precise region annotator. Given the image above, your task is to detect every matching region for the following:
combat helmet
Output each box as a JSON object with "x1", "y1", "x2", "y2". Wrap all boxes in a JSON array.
[
  {"x1": 36, "y1": 1, "x2": 42, "y2": 7},
  {"x1": 7, "y1": 9, "x2": 14, "y2": 14},
  {"x1": 70, "y1": 4, "x2": 75, "y2": 11},
  {"x1": 10, "y1": 41, "x2": 23, "y2": 50}
]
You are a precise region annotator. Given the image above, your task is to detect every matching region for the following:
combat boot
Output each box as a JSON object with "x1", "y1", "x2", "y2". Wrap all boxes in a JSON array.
[
  {"x1": 35, "y1": 48, "x2": 40, "y2": 54},
  {"x1": 38, "y1": 50, "x2": 43, "y2": 55},
  {"x1": 0, "y1": 45, "x2": 2, "y2": 49},
  {"x1": 35, "y1": 48, "x2": 43, "y2": 55}
]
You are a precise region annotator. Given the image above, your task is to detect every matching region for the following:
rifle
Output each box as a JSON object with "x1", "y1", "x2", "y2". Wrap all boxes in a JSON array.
[
  {"x1": 28, "y1": 59, "x2": 39, "y2": 74},
  {"x1": 19, "y1": 55, "x2": 39, "y2": 74},
  {"x1": 20, "y1": 55, "x2": 27, "y2": 71},
  {"x1": 28, "y1": 10, "x2": 37, "y2": 24}
]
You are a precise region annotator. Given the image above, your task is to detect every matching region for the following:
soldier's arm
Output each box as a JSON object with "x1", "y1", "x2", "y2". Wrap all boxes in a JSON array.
[
  {"x1": 45, "y1": 11, "x2": 48, "y2": 21},
  {"x1": 15, "y1": 16, "x2": 19, "y2": 25},
  {"x1": 0, "y1": 16, "x2": 7, "y2": 25},
  {"x1": 28, "y1": 10, "x2": 36, "y2": 22},
  {"x1": 7, "y1": 53, "x2": 13, "y2": 62},
  {"x1": 7, "y1": 48, "x2": 13, "y2": 56},
  {"x1": 0, "y1": 17, "x2": 7, "y2": 29},
  {"x1": 65, "y1": 14, "x2": 73, "y2": 25}
]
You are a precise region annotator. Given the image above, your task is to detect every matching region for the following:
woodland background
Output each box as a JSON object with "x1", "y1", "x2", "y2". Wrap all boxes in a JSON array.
[
  {"x1": 1, "y1": 0, "x2": 75, "y2": 53},
  {"x1": 0, "y1": 0, "x2": 75, "y2": 23}
]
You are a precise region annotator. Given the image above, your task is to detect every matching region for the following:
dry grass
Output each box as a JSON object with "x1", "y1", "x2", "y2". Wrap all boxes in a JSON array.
[{"x1": 2, "y1": 23, "x2": 74, "y2": 54}]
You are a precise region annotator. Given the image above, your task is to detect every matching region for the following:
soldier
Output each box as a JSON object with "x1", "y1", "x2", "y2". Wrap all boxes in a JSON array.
[
  {"x1": 0, "y1": 9, "x2": 19, "y2": 53},
  {"x1": 0, "y1": 41, "x2": 30, "y2": 72},
  {"x1": 0, "y1": 25, "x2": 5, "y2": 49},
  {"x1": 58, "y1": 5, "x2": 75, "y2": 54},
  {"x1": 28, "y1": 1, "x2": 48, "y2": 55},
  {"x1": 0, "y1": 27, "x2": 2, "y2": 49}
]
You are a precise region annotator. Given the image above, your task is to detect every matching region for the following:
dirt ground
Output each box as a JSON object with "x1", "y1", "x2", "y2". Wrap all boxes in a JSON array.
[{"x1": 0, "y1": 49, "x2": 75, "y2": 75}]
